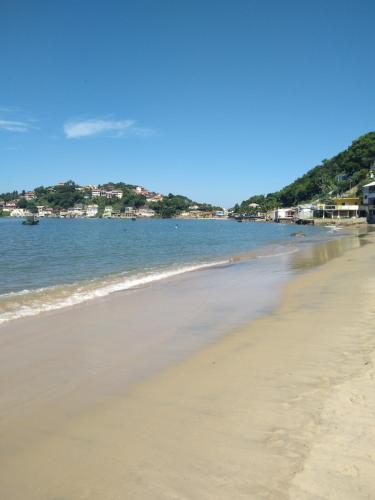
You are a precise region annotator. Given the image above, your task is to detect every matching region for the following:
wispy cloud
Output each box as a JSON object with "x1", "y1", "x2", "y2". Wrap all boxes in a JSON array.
[
  {"x1": 64, "y1": 118, "x2": 155, "y2": 139},
  {"x1": 0, "y1": 119, "x2": 36, "y2": 133}
]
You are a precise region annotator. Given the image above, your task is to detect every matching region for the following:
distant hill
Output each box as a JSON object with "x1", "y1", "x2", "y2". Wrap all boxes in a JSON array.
[
  {"x1": 0, "y1": 180, "x2": 222, "y2": 218},
  {"x1": 234, "y1": 132, "x2": 375, "y2": 212}
]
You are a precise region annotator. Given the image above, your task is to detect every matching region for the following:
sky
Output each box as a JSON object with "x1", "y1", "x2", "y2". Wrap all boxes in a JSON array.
[{"x1": 1, "y1": 0, "x2": 375, "y2": 207}]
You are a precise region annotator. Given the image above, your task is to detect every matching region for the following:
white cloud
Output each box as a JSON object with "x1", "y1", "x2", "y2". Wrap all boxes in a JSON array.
[
  {"x1": 0, "y1": 119, "x2": 35, "y2": 133},
  {"x1": 64, "y1": 118, "x2": 154, "y2": 139}
]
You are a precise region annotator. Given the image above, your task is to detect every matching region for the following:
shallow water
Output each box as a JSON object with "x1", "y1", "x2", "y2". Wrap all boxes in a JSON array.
[{"x1": 0, "y1": 218, "x2": 331, "y2": 322}]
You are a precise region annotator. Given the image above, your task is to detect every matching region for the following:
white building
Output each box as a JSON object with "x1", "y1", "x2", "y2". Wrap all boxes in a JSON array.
[
  {"x1": 24, "y1": 191, "x2": 36, "y2": 201},
  {"x1": 103, "y1": 206, "x2": 113, "y2": 218},
  {"x1": 91, "y1": 189, "x2": 102, "y2": 197},
  {"x1": 297, "y1": 204, "x2": 315, "y2": 220},
  {"x1": 274, "y1": 207, "x2": 296, "y2": 222},
  {"x1": 10, "y1": 208, "x2": 28, "y2": 217},
  {"x1": 86, "y1": 204, "x2": 99, "y2": 217},
  {"x1": 37, "y1": 206, "x2": 54, "y2": 217},
  {"x1": 68, "y1": 204, "x2": 85, "y2": 217},
  {"x1": 136, "y1": 207, "x2": 155, "y2": 217}
]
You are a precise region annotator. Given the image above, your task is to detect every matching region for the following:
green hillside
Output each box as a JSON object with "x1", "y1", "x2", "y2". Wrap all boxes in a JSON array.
[{"x1": 234, "y1": 132, "x2": 375, "y2": 213}]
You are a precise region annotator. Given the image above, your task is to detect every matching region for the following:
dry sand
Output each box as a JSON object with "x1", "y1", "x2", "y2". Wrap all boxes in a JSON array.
[{"x1": 1, "y1": 233, "x2": 375, "y2": 499}]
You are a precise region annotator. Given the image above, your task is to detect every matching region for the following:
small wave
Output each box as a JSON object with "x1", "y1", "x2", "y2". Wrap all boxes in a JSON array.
[
  {"x1": 256, "y1": 246, "x2": 300, "y2": 259},
  {"x1": 0, "y1": 260, "x2": 229, "y2": 324}
]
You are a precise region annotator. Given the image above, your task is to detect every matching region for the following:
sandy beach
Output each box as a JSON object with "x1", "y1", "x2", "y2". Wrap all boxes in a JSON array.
[{"x1": 1, "y1": 232, "x2": 375, "y2": 499}]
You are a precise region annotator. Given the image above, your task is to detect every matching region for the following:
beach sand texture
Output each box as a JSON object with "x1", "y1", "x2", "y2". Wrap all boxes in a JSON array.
[{"x1": 1, "y1": 234, "x2": 375, "y2": 499}]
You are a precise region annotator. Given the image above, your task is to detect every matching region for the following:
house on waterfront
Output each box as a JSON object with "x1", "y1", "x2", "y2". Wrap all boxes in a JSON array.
[
  {"x1": 10, "y1": 208, "x2": 29, "y2": 217},
  {"x1": 86, "y1": 205, "x2": 99, "y2": 217},
  {"x1": 2, "y1": 202, "x2": 17, "y2": 214},
  {"x1": 103, "y1": 206, "x2": 113, "y2": 218},
  {"x1": 122, "y1": 207, "x2": 137, "y2": 218},
  {"x1": 274, "y1": 207, "x2": 296, "y2": 222},
  {"x1": 316, "y1": 196, "x2": 364, "y2": 219},
  {"x1": 296, "y1": 204, "x2": 315, "y2": 221},
  {"x1": 37, "y1": 206, "x2": 54, "y2": 217},
  {"x1": 363, "y1": 181, "x2": 375, "y2": 223},
  {"x1": 136, "y1": 206, "x2": 155, "y2": 218},
  {"x1": 67, "y1": 203, "x2": 85, "y2": 217}
]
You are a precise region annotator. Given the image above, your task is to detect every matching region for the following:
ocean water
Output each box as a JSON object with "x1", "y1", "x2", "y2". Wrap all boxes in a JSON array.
[{"x1": 0, "y1": 218, "x2": 331, "y2": 323}]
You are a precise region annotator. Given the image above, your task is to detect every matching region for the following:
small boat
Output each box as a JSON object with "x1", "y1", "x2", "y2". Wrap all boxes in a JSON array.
[
  {"x1": 22, "y1": 215, "x2": 39, "y2": 225},
  {"x1": 131, "y1": 217, "x2": 137, "y2": 221}
]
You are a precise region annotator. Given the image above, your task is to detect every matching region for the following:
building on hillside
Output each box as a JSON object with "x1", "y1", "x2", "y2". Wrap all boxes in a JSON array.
[
  {"x1": 86, "y1": 205, "x2": 99, "y2": 217},
  {"x1": 363, "y1": 181, "x2": 375, "y2": 223},
  {"x1": 135, "y1": 186, "x2": 151, "y2": 197},
  {"x1": 91, "y1": 189, "x2": 102, "y2": 197},
  {"x1": 146, "y1": 193, "x2": 163, "y2": 203},
  {"x1": 106, "y1": 190, "x2": 123, "y2": 199},
  {"x1": 24, "y1": 191, "x2": 36, "y2": 201}
]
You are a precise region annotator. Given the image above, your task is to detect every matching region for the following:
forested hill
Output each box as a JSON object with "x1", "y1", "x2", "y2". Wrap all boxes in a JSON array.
[{"x1": 234, "y1": 132, "x2": 375, "y2": 213}]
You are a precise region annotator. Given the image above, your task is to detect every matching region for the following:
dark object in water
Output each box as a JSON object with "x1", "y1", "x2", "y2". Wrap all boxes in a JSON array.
[
  {"x1": 290, "y1": 231, "x2": 306, "y2": 237},
  {"x1": 22, "y1": 215, "x2": 39, "y2": 225}
]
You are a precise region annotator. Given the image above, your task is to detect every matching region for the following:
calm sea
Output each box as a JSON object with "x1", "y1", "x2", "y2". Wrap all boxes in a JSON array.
[{"x1": 0, "y1": 218, "x2": 330, "y2": 323}]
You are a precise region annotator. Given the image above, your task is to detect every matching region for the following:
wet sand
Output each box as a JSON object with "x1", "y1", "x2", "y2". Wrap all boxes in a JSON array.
[{"x1": 1, "y1": 233, "x2": 375, "y2": 499}]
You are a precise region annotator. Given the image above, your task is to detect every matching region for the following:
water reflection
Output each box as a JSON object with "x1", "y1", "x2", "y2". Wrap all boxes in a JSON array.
[{"x1": 290, "y1": 233, "x2": 369, "y2": 270}]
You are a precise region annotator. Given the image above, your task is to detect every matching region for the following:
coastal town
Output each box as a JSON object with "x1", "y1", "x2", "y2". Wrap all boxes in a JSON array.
[
  {"x1": 0, "y1": 181, "x2": 228, "y2": 220},
  {"x1": 1, "y1": 179, "x2": 375, "y2": 224}
]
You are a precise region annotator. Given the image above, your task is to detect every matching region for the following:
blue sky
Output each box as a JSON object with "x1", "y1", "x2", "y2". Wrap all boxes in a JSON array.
[{"x1": 1, "y1": 0, "x2": 374, "y2": 207}]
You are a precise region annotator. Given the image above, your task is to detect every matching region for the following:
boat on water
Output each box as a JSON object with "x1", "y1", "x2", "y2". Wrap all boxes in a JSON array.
[{"x1": 22, "y1": 215, "x2": 39, "y2": 225}]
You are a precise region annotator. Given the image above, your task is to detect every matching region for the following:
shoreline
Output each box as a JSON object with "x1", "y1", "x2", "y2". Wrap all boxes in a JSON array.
[
  {"x1": 1, "y1": 231, "x2": 375, "y2": 498},
  {"x1": 0, "y1": 223, "x2": 363, "y2": 326}
]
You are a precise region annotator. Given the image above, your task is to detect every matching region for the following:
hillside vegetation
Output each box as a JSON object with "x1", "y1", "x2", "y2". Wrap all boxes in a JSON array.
[
  {"x1": 0, "y1": 180, "x2": 222, "y2": 217},
  {"x1": 235, "y1": 132, "x2": 375, "y2": 213}
]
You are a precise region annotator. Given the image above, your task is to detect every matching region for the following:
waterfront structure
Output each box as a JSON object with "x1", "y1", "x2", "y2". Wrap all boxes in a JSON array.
[
  {"x1": 10, "y1": 208, "x2": 28, "y2": 217},
  {"x1": 123, "y1": 207, "x2": 137, "y2": 218},
  {"x1": 316, "y1": 197, "x2": 364, "y2": 219},
  {"x1": 86, "y1": 205, "x2": 99, "y2": 217},
  {"x1": 136, "y1": 207, "x2": 155, "y2": 218},
  {"x1": 274, "y1": 207, "x2": 296, "y2": 222},
  {"x1": 296, "y1": 205, "x2": 315, "y2": 221},
  {"x1": 67, "y1": 203, "x2": 85, "y2": 217},
  {"x1": 363, "y1": 181, "x2": 375, "y2": 223},
  {"x1": 37, "y1": 206, "x2": 54, "y2": 217},
  {"x1": 103, "y1": 206, "x2": 113, "y2": 218}
]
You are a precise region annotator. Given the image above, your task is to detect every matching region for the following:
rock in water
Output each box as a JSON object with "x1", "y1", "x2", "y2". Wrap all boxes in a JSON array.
[{"x1": 290, "y1": 231, "x2": 306, "y2": 237}]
